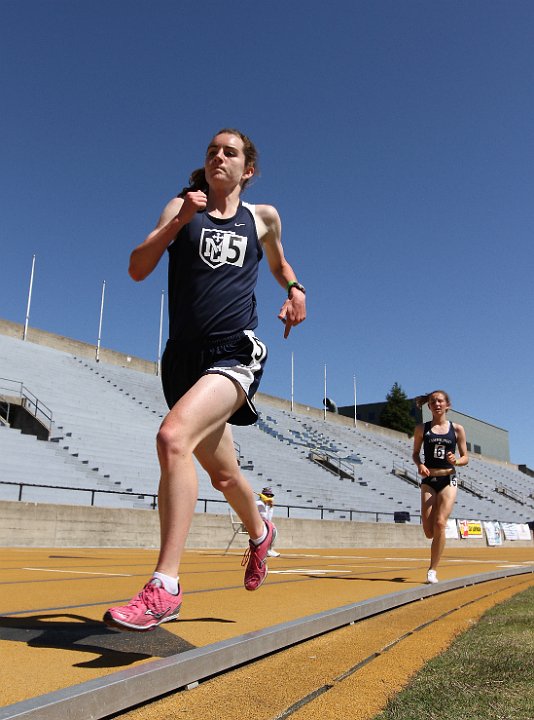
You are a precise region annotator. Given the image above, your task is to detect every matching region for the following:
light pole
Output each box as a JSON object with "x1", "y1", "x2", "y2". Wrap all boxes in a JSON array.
[
  {"x1": 22, "y1": 255, "x2": 36, "y2": 341},
  {"x1": 323, "y1": 364, "x2": 327, "y2": 421},
  {"x1": 157, "y1": 290, "x2": 165, "y2": 375},
  {"x1": 96, "y1": 280, "x2": 106, "y2": 362},
  {"x1": 353, "y1": 374, "x2": 358, "y2": 428},
  {"x1": 291, "y1": 351, "x2": 295, "y2": 412}
]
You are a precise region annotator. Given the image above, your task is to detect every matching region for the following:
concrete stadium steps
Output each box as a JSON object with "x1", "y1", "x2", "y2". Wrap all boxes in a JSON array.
[
  {"x1": 235, "y1": 410, "x2": 422, "y2": 520},
  {"x1": 352, "y1": 419, "x2": 534, "y2": 517},
  {"x1": 50, "y1": 344, "x2": 534, "y2": 521},
  {"x1": 247, "y1": 404, "x2": 532, "y2": 523},
  {"x1": 1, "y1": 332, "x2": 534, "y2": 522},
  {"x1": 0, "y1": 427, "x2": 154, "y2": 508},
  {"x1": 78, "y1": 357, "x2": 168, "y2": 414}
]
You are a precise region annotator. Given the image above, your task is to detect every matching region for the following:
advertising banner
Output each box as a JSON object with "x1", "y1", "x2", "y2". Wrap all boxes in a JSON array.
[
  {"x1": 466, "y1": 520, "x2": 483, "y2": 538},
  {"x1": 484, "y1": 521, "x2": 503, "y2": 546},
  {"x1": 516, "y1": 523, "x2": 532, "y2": 541},
  {"x1": 458, "y1": 520, "x2": 483, "y2": 539},
  {"x1": 501, "y1": 523, "x2": 519, "y2": 540},
  {"x1": 458, "y1": 519, "x2": 469, "y2": 538}
]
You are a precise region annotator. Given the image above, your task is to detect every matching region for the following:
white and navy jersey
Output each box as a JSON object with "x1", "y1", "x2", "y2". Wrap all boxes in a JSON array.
[
  {"x1": 167, "y1": 202, "x2": 263, "y2": 342},
  {"x1": 423, "y1": 421, "x2": 457, "y2": 470}
]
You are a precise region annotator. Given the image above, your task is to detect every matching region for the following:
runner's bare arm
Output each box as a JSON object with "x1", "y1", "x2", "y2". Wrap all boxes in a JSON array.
[
  {"x1": 449, "y1": 424, "x2": 469, "y2": 467},
  {"x1": 256, "y1": 204, "x2": 306, "y2": 338},
  {"x1": 129, "y1": 191, "x2": 207, "y2": 281},
  {"x1": 412, "y1": 424, "x2": 430, "y2": 476}
]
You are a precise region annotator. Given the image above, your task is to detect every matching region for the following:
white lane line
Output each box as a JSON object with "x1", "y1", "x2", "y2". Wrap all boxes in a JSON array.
[
  {"x1": 22, "y1": 567, "x2": 132, "y2": 577},
  {"x1": 280, "y1": 554, "x2": 371, "y2": 560},
  {"x1": 270, "y1": 569, "x2": 353, "y2": 575},
  {"x1": 446, "y1": 559, "x2": 523, "y2": 565}
]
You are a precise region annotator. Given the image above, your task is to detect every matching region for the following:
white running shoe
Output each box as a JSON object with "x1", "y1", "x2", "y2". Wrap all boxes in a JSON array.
[{"x1": 427, "y1": 569, "x2": 438, "y2": 584}]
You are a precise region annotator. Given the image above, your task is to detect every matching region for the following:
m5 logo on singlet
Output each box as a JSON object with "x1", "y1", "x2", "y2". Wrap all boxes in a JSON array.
[{"x1": 199, "y1": 229, "x2": 247, "y2": 269}]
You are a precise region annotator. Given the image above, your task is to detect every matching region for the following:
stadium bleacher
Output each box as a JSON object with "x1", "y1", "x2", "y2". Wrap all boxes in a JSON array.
[{"x1": 1, "y1": 331, "x2": 534, "y2": 523}]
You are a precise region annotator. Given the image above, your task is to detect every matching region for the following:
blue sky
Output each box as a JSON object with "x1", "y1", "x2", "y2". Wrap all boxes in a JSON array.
[{"x1": 2, "y1": 1, "x2": 534, "y2": 467}]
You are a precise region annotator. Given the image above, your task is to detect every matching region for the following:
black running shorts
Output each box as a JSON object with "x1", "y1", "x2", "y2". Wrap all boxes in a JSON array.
[{"x1": 161, "y1": 330, "x2": 268, "y2": 426}]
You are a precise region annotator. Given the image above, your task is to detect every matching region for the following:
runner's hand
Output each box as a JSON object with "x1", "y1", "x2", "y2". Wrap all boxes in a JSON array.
[
  {"x1": 177, "y1": 191, "x2": 207, "y2": 224},
  {"x1": 278, "y1": 293, "x2": 306, "y2": 339}
]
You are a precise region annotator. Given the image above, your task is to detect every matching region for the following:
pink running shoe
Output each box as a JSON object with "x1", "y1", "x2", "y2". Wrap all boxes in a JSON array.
[
  {"x1": 242, "y1": 519, "x2": 277, "y2": 591},
  {"x1": 104, "y1": 578, "x2": 182, "y2": 631}
]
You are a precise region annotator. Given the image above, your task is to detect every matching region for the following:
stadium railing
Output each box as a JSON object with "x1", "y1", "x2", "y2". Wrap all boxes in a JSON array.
[{"x1": 0, "y1": 480, "x2": 420, "y2": 523}]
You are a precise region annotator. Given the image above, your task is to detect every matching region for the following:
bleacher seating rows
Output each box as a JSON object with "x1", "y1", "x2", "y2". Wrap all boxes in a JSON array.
[{"x1": 1, "y1": 332, "x2": 533, "y2": 523}]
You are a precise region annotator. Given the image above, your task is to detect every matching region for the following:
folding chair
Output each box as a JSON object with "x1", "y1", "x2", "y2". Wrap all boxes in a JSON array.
[{"x1": 224, "y1": 508, "x2": 248, "y2": 554}]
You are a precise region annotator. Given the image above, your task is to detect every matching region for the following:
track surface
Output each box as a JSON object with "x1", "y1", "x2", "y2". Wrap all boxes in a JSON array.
[{"x1": 2, "y1": 546, "x2": 533, "y2": 718}]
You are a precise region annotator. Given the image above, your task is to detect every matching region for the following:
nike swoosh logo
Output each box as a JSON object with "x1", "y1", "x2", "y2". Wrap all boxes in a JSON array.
[{"x1": 235, "y1": 223, "x2": 246, "y2": 227}]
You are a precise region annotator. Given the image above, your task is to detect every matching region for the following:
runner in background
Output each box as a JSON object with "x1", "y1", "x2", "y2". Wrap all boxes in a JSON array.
[{"x1": 412, "y1": 390, "x2": 468, "y2": 584}]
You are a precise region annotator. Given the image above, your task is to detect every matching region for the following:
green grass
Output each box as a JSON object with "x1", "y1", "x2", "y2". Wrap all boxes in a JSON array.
[{"x1": 373, "y1": 585, "x2": 534, "y2": 720}]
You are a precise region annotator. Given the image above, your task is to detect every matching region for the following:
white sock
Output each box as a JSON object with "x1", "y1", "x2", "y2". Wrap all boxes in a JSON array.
[
  {"x1": 251, "y1": 524, "x2": 268, "y2": 546},
  {"x1": 153, "y1": 572, "x2": 179, "y2": 595}
]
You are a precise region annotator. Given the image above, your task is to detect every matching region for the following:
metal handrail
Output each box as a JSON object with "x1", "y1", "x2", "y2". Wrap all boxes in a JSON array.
[
  {"x1": 495, "y1": 484, "x2": 524, "y2": 504},
  {"x1": 0, "y1": 480, "x2": 159, "y2": 508},
  {"x1": 0, "y1": 377, "x2": 53, "y2": 431},
  {"x1": 309, "y1": 449, "x2": 355, "y2": 479},
  {"x1": 392, "y1": 460, "x2": 419, "y2": 485},
  {"x1": 1, "y1": 480, "x2": 528, "y2": 524},
  {"x1": 0, "y1": 392, "x2": 12, "y2": 426},
  {"x1": 0, "y1": 480, "x2": 418, "y2": 522}
]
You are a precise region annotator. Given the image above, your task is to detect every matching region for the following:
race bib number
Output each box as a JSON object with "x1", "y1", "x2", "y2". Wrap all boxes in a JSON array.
[{"x1": 433, "y1": 444, "x2": 446, "y2": 460}]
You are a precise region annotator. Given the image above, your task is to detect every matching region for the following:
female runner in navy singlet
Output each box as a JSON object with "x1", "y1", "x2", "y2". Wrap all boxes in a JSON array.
[
  {"x1": 412, "y1": 390, "x2": 468, "y2": 584},
  {"x1": 104, "y1": 129, "x2": 306, "y2": 631}
]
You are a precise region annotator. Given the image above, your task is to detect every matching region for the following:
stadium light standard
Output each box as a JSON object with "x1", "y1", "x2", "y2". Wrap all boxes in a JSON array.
[
  {"x1": 22, "y1": 254, "x2": 36, "y2": 341},
  {"x1": 96, "y1": 280, "x2": 106, "y2": 362},
  {"x1": 323, "y1": 363, "x2": 327, "y2": 421},
  {"x1": 157, "y1": 290, "x2": 165, "y2": 376},
  {"x1": 353, "y1": 374, "x2": 358, "y2": 428},
  {"x1": 291, "y1": 351, "x2": 295, "y2": 412}
]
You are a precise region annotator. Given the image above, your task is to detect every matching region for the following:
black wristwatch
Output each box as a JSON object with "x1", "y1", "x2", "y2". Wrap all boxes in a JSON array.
[{"x1": 287, "y1": 281, "x2": 306, "y2": 298}]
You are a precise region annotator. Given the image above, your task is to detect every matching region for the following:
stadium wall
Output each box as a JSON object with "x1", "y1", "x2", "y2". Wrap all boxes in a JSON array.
[
  {"x1": 1, "y1": 501, "x2": 532, "y2": 549},
  {"x1": 0, "y1": 318, "x2": 156, "y2": 374}
]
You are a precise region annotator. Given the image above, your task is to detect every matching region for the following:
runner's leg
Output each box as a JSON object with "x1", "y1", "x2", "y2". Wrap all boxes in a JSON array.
[
  {"x1": 429, "y1": 484, "x2": 457, "y2": 571},
  {"x1": 420, "y1": 485, "x2": 436, "y2": 539},
  {"x1": 195, "y1": 421, "x2": 264, "y2": 539},
  {"x1": 155, "y1": 373, "x2": 246, "y2": 576}
]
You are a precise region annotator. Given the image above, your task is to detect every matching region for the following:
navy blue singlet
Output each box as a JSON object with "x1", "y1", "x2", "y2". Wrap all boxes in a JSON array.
[
  {"x1": 423, "y1": 421, "x2": 457, "y2": 470},
  {"x1": 167, "y1": 202, "x2": 262, "y2": 343}
]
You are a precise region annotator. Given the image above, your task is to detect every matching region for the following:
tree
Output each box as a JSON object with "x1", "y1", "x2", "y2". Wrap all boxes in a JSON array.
[{"x1": 380, "y1": 382, "x2": 416, "y2": 436}]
